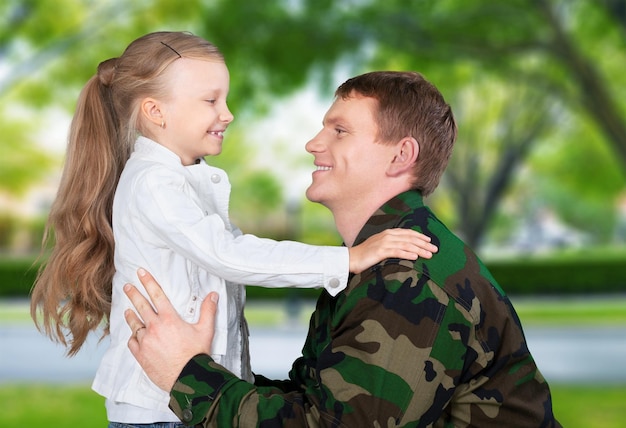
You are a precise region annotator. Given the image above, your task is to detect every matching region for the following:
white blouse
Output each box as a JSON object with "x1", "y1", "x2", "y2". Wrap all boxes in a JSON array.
[{"x1": 92, "y1": 137, "x2": 348, "y2": 423}]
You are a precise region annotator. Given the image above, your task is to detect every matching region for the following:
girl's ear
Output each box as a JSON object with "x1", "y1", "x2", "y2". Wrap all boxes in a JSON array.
[
  {"x1": 140, "y1": 98, "x2": 164, "y2": 127},
  {"x1": 387, "y1": 137, "x2": 419, "y2": 177}
]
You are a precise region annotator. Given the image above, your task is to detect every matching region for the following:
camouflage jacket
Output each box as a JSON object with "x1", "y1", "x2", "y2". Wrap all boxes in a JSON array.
[{"x1": 169, "y1": 190, "x2": 561, "y2": 427}]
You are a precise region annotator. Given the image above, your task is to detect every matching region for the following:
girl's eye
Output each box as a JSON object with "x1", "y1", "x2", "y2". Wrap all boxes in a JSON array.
[{"x1": 206, "y1": 99, "x2": 216, "y2": 104}]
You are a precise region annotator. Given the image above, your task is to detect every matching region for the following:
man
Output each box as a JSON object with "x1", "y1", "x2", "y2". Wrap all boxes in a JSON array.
[{"x1": 124, "y1": 71, "x2": 560, "y2": 427}]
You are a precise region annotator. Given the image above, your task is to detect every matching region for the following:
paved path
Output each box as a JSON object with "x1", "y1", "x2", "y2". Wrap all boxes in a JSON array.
[{"x1": 2, "y1": 321, "x2": 625, "y2": 384}]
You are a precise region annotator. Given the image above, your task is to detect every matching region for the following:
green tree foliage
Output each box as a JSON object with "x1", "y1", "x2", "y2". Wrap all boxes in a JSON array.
[
  {"x1": 1, "y1": 0, "x2": 624, "y2": 248},
  {"x1": 205, "y1": 0, "x2": 626, "y2": 247}
]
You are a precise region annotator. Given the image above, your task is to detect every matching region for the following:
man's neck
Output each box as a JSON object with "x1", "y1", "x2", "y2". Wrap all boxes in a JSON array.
[
  {"x1": 330, "y1": 183, "x2": 413, "y2": 247},
  {"x1": 332, "y1": 213, "x2": 367, "y2": 248},
  {"x1": 331, "y1": 196, "x2": 391, "y2": 247}
]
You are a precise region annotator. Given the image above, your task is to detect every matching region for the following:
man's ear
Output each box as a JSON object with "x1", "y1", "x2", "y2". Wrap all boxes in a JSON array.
[
  {"x1": 387, "y1": 137, "x2": 419, "y2": 177},
  {"x1": 140, "y1": 98, "x2": 164, "y2": 127}
]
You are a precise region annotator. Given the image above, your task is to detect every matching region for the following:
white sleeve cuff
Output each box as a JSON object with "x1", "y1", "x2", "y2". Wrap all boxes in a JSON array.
[{"x1": 322, "y1": 246, "x2": 349, "y2": 296}]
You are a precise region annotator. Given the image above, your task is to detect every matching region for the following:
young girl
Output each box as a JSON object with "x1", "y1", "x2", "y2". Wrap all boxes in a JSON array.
[{"x1": 30, "y1": 31, "x2": 436, "y2": 427}]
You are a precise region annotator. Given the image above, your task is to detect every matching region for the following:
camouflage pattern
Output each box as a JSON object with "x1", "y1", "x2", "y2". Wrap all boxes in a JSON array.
[{"x1": 170, "y1": 190, "x2": 561, "y2": 427}]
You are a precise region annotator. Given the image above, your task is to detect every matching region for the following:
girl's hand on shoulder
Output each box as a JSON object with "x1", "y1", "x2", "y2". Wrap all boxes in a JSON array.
[{"x1": 348, "y1": 229, "x2": 437, "y2": 274}]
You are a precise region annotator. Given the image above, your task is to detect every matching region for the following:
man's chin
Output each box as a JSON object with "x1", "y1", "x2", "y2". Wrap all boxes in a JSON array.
[{"x1": 305, "y1": 187, "x2": 321, "y2": 204}]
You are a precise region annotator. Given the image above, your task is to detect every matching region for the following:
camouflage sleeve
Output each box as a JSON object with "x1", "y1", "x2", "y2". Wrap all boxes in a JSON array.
[
  {"x1": 167, "y1": 264, "x2": 476, "y2": 427},
  {"x1": 169, "y1": 355, "x2": 308, "y2": 427},
  {"x1": 168, "y1": 354, "x2": 240, "y2": 426},
  {"x1": 169, "y1": 260, "x2": 553, "y2": 426}
]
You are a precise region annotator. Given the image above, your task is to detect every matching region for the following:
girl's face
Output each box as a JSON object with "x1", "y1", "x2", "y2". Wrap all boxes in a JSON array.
[{"x1": 155, "y1": 58, "x2": 233, "y2": 165}]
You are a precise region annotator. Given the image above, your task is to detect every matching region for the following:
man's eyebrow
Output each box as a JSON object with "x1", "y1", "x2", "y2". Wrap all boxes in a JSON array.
[{"x1": 322, "y1": 115, "x2": 341, "y2": 127}]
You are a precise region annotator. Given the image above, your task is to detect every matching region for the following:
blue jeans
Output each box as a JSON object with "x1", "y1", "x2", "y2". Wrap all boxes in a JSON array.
[{"x1": 108, "y1": 423, "x2": 192, "y2": 428}]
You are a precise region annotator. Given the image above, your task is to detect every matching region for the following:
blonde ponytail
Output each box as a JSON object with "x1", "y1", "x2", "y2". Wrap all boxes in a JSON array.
[{"x1": 30, "y1": 31, "x2": 224, "y2": 356}]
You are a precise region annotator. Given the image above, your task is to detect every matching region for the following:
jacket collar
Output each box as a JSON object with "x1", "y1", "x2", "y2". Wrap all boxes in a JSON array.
[{"x1": 353, "y1": 190, "x2": 425, "y2": 247}]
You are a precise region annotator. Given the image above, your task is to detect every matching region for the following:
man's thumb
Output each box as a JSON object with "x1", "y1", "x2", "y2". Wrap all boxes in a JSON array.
[
  {"x1": 197, "y1": 292, "x2": 219, "y2": 350},
  {"x1": 199, "y1": 292, "x2": 219, "y2": 324}
]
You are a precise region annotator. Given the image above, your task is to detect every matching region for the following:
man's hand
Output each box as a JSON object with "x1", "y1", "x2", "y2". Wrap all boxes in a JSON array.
[{"x1": 124, "y1": 268, "x2": 219, "y2": 391}]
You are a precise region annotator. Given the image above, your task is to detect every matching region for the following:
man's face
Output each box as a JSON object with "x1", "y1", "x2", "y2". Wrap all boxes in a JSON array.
[{"x1": 305, "y1": 94, "x2": 397, "y2": 212}]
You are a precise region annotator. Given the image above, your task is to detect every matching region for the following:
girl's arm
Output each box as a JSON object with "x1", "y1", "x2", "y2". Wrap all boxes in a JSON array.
[{"x1": 133, "y1": 168, "x2": 436, "y2": 294}]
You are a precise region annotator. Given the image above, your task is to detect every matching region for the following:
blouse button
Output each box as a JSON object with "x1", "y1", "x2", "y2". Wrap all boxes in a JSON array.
[
  {"x1": 211, "y1": 173, "x2": 221, "y2": 183},
  {"x1": 328, "y1": 278, "x2": 341, "y2": 289}
]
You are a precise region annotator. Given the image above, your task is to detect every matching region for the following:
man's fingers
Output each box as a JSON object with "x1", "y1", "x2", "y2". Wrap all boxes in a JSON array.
[
  {"x1": 136, "y1": 268, "x2": 173, "y2": 312},
  {"x1": 124, "y1": 307, "x2": 144, "y2": 336},
  {"x1": 195, "y1": 292, "x2": 219, "y2": 355},
  {"x1": 123, "y1": 280, "x2": 158, "y2": 326}
]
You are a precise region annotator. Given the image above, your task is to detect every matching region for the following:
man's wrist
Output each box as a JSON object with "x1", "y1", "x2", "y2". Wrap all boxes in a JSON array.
[{"x1": 169, "y1": 354, "x2": 234, "y2": 425}]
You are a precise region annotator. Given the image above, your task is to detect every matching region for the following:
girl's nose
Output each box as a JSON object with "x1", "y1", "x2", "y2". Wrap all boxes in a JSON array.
[{"x1": 220, "y1": 106, "x2": 234, "y2": 123}]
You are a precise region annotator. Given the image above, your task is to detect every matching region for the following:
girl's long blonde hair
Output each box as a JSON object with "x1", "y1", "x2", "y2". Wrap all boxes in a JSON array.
[{"x1": 30, "y1": 31, "x2": 224, "y2": 356}]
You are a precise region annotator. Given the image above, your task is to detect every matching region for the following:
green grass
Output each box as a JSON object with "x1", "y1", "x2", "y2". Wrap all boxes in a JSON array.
[
  {"x1": 10, "y1": 294, "x2": 626, "y2": 326},
  {"x1": 0, "y1": 383, "x2": 623, "y2": 427},
  {"x1": 512, "y1": 294, "x2": 626, "y2": 326},
  {"x1": 551, "y1": 384, "x2": 626, "y2": 427},
  {"x1": 3, "y1": 295, "x2": 625, "y2": 426},
  {"x1": 0, "y1": 300, "x2": 33, "y2": 323},
  {"x1": 0, "y1": 384, "x2": 106, "y2": 427}
]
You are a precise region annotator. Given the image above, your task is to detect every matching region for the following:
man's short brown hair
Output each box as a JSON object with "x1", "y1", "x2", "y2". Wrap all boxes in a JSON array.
[{"x1": 336, "y1": 71, "x2": 457, "y2": 197}]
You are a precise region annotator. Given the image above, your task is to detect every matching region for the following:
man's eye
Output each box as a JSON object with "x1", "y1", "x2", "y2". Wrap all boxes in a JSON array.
[{"x1": 335, "y1": 128, "x2": 346, "y2": 135}]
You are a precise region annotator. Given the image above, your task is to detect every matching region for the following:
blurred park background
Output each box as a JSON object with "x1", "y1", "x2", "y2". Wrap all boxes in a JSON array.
[{"x1": 0, "y1": 0, "x2": 625, "y2": 426}]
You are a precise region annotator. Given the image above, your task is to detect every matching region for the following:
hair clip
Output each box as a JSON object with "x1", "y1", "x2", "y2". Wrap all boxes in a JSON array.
[{"x1": 160, "y1": 41, "x2": 182, "y2": 58}]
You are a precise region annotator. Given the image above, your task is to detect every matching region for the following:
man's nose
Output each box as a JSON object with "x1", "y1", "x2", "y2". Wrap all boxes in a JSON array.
[{"x1": 305, "y1": 131, "x2": 324, "y2": 153}]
